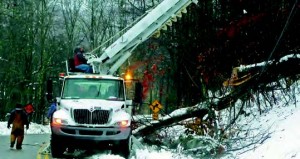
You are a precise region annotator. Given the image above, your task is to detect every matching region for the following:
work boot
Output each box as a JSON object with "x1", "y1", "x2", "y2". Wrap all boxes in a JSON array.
[
  {"x1": 16, "y1": 144, "x2": 22, "y2": 150},
  {"x1": 10, "y1": 142, "x2": 14, "y2": 149}
]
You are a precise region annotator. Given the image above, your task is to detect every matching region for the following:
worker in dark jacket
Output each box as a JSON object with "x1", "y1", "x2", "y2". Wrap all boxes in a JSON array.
[
  {"x1": 7, "y1": 103, "x2": 29, "y2": 150},
  {"x1": 74, "y1": 47, "x2": 93, "y2": 73}
]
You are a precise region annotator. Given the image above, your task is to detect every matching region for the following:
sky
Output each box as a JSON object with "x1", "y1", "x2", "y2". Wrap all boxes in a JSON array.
[{"x1": 1, "y1": 85, "x2": 300, "y2": 159}]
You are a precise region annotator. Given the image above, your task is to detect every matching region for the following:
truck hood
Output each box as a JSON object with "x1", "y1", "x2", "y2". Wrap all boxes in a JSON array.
[{"x1": 59, "y1": 99, "x2": 125, "y2": 111}]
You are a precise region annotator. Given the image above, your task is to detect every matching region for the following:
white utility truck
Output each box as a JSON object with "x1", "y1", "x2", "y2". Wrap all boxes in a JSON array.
[{"x1": 47, "y1": 0, "x2": 197, "y2": 158}]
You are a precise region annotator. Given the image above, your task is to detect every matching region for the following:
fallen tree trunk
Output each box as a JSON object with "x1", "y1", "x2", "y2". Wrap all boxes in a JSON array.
[
  {"x1": 215, "y1": 53, "x2": 300, "y2": 110},
  {"x1": 133, "y1": 104, "x2": 209, "y2": 136},
  {"x1": 133, "y1": 53, "x2": 300, "y2": 136}
]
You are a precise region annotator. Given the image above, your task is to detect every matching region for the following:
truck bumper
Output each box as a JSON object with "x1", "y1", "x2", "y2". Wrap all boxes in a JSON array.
[{"x1": 51, "y1": 125, "x2": 131, "y2": 148}]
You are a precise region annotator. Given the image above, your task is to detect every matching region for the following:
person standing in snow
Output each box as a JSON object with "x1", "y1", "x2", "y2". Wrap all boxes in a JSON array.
[
  {"x1": 7, "y1": 103, "x2": 30, "y2": 150},
  {"x1": 74, "y1": 46, "x2": 93, "y2": 73}
]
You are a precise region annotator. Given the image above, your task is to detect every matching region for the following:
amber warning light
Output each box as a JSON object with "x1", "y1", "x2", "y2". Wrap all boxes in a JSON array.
[{"x1": 125, "y1": 72, "x2": 132, "y2": 81}]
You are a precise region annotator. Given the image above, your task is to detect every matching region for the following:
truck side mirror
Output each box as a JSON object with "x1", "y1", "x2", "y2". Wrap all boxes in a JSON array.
[
  {"x1": 46, "y1": 79, "x2": 53, "y2": 102},
  {"x1": 133, "y1": 82, "x2": 143, "y2": 104},
  {"x1": 125, "y1": 99, "x2": 132, "y2": 106},
  {"x1": 56, "y1": 97, "x2": 61, "y2": 105}
]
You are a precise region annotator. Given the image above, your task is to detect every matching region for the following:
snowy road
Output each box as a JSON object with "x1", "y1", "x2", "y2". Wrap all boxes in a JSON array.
[
  {"x1": 0, "y1": 134, "x2": 50, "y2": 159},
  {"x1": 0, "y1": 133, "x2": 128, "y2": 159}
]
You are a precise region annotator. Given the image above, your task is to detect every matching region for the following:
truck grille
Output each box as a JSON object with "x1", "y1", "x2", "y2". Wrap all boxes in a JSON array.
[{"x1": 73, "y1": 109, "x2": 110, "y2": 124}]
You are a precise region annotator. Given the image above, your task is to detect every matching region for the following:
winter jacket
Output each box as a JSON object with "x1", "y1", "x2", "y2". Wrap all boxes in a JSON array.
[
  {"x1": 74, "y1": 52, "x2": 87, "y2": 66},
  {"x1": 8, "y1": 108, "x2": 29, "y2": 130}
]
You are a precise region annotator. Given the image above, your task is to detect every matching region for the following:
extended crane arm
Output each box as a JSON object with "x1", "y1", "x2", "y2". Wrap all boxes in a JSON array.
[{"x1": 87, "y1": 0, "x2": 198, "y2": 75}]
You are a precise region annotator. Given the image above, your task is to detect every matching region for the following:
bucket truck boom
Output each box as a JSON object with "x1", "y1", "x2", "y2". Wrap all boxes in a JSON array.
[{"x1": 87, "y1": 0, "x2": 198, "y2": 75}]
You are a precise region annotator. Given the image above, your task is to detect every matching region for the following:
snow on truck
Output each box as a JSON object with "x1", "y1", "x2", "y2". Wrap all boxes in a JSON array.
[{"x1": 46, "y1": 0, "x2": 197, "y2": 158}]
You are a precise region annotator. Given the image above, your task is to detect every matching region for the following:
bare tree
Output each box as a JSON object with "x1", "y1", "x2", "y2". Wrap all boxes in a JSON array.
[
  {"x1": 60, "y1": 0, "x2": 84, "y2": 55},
  {"x1": 79, "y1": 0, "x2": 119, "y2": 50}
]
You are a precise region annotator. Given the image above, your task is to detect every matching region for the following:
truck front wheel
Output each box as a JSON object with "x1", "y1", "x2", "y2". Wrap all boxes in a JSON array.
[
  {"x1": 50, "y1": 135, "x2": 66, "y2": 158},
  {"x1": 112, "y1": 135, "x2": 132, "y2": 158}
]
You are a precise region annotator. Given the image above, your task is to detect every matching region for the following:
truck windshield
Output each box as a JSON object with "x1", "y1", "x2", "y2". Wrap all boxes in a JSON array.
[{"x1": 62, "y1": 78, "x2": 125, "y2": 100}]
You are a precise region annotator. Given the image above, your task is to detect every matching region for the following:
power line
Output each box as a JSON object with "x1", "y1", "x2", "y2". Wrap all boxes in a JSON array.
[{"x1": 260, "y1": 0, "x2": 298, "y2": 76}]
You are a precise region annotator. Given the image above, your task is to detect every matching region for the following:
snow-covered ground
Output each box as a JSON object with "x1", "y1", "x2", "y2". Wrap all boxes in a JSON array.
[
  {"x1": 0, "y1": 122, "x2": 194, "y2": 159},
  {"x1": 1, "y1": 89, "x2": 300, "y2": 159},
  {"x1": 236, "y1": 105, "x2": 300, "y2": 159},
  {"x1": 0, "y1": 122, "x2": 51, "y2": 135}
]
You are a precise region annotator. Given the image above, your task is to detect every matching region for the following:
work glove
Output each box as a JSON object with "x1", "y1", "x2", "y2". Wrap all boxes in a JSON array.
[
  {"x1": 7, "y1": 125, "x2": 11, "y2": 129},
  {"x1": 26, "y1": 125, "x2": 29, "y2": 130}
]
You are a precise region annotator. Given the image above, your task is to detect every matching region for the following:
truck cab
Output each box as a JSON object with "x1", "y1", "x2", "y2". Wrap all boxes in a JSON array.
[
  {"x1": 47, "y1": 0, "x2": 197, "y2": 158},
  {"x1": 50, "y1": 73, "x2": 132, "y2": 158}
]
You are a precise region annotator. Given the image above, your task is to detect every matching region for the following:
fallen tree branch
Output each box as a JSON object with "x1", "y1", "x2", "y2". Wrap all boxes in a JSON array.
[
  {"x1": 133, "y1": 104, "x2": 209, "y2": 136},
  {"x1": 133, "y1": 54, "x2": 300, "y2": 137}
]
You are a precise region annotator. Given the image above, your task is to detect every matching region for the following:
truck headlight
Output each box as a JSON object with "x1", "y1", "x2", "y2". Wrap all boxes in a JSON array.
[
  {"x1": 52, "y1": 117, "x2": 68, "y2": 126},
  {"x1": 115, "y1": 120, "x2": 129, "y2": 127}
]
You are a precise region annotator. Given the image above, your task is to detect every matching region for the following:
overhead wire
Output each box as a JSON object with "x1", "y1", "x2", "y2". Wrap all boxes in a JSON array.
[
  {"x1": 259, "y1": 0, "x2": 298, "y2": 76},
  {"x1": 216, "y1": 0, "x2": 299, "y2": 121}
]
